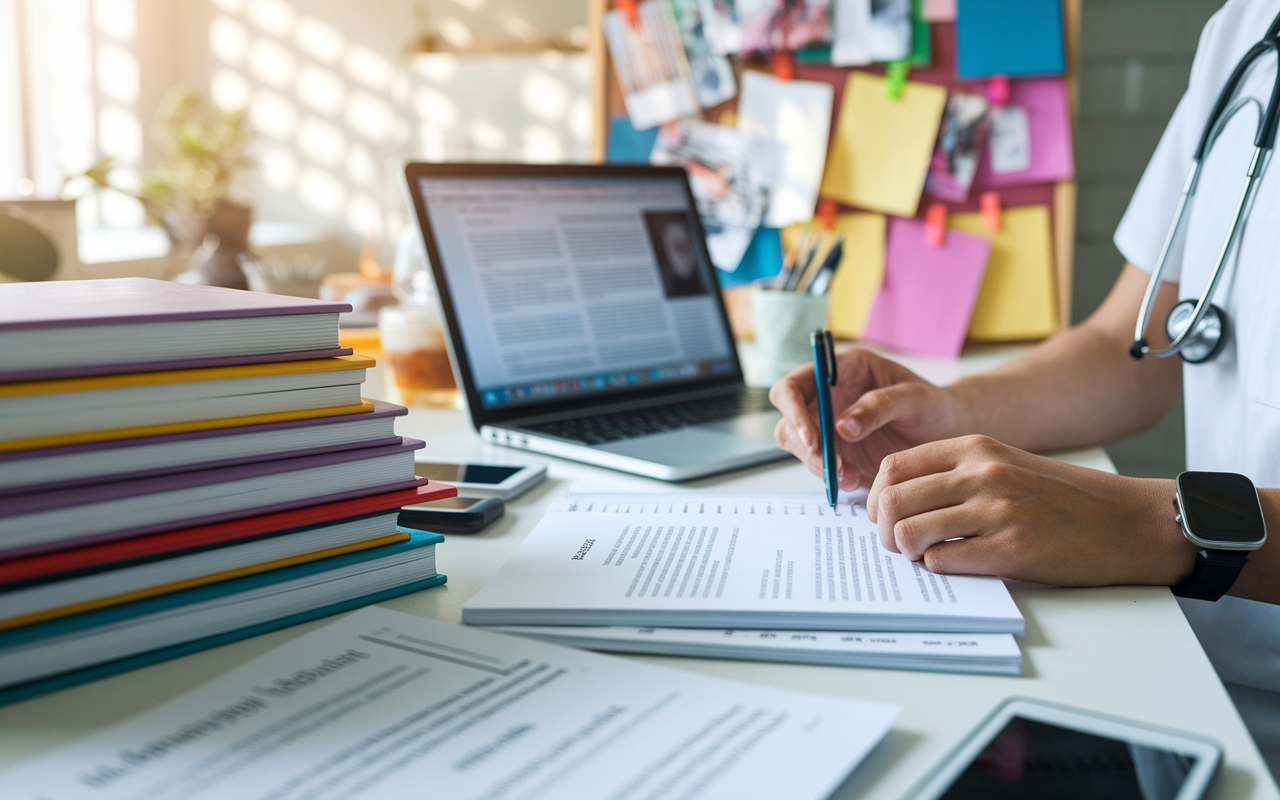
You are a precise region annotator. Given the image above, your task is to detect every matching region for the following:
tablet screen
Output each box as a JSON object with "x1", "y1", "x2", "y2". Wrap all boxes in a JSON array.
[{"x1": 940, "y1": 716, "x2": 1197, "y2": 799}]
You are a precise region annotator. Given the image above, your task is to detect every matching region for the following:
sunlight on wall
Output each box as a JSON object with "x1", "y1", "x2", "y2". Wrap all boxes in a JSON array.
[
  {"x1": 205, "y1": 0, "x2": 592, "y2": 246},
  {"x1": 2, "y1": 0, "x2": 146, "y2": 226}
]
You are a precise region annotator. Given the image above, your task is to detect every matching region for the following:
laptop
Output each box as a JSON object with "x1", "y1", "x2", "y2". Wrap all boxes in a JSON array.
[{"x1": 404, "y1": 163, "x2": 787, "y2": 481}]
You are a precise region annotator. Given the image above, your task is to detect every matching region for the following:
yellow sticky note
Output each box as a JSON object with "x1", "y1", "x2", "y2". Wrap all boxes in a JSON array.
[
  {"x1": 952, "y1": 205, "x2": 1058, "y2": 342},
  {"x1": 819, "y1": 73, "x2": 947, "y2": 217},
  {"x1": 782, "y1": 213, "x2": 886, "y2": 339}
]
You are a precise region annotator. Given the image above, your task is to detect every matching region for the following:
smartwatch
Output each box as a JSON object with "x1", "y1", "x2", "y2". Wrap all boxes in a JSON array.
[{"x1": 1171, "y1": 471, "x2": 1267, "y2": 602}]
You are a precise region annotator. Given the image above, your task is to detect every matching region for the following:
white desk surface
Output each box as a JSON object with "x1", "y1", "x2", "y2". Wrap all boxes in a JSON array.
[{"x1": 0, "y1": 345, "x2": 1276, "y2": 800}]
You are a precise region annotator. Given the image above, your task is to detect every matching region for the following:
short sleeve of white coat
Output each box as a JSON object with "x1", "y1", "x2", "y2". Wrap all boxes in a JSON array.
[{"x1": 1114, "y1": 6, "x2": 1238, "y2": 281}]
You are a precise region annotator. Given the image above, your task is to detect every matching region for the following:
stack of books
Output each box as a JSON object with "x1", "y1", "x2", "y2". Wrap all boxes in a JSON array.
[{"x1": 0, "y1": 278, "x2": 455, "y2": 704}]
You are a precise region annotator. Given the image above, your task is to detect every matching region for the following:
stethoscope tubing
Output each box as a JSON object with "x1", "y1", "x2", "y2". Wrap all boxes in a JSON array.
[{"x1": 1131, "y1": 30, "x2": 1280, "y2": 362}]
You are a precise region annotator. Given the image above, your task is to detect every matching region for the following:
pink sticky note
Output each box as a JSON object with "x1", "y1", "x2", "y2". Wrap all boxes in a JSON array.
[
  {"x1": 975, "y1": 77, "x2": 1075, "y2": 189},
  {"x1": 863, "y1": 217, "x2": 992, "y2": 359},
  {"x1": 922, "y1": 0, "x2": 957, "y2": 21}
]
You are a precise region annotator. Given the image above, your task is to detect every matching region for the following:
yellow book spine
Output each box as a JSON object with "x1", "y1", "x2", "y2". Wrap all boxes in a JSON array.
[
  {"x1": 0, "y1": 354, "x2": 376, "y2": 398},
  {"x1": 0, "y1": 531, "x2": 411, "y2": 633},
  {"x1": 0, "y1": 400, "x2": 375, "y2": 454}
]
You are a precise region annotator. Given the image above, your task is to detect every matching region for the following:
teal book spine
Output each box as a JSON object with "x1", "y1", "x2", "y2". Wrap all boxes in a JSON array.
[
  {"x1": 0, "y1": 574, "x2": 446, "y2": 707},
  {"x1": 0, "y1": 530, "x2": 446, "y2": 651}
]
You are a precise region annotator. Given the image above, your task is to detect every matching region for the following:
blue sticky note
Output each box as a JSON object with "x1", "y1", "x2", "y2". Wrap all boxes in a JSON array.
[
  {"x1": 607, "y1": 116, "x2": 659, "y2": 163},
  {"x1": 956, "y1": 0, "x2": 1065, "y2": 79},
  {"x1": 716, "y1": 227, "x2": 782, "y2": 289}
]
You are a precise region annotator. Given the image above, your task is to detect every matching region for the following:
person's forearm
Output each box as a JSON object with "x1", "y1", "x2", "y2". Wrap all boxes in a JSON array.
[
  {"x1": 942, "y1": 265, "x2": 1183, "y2": 452},
  {"x1": 1230, "y1": 488, "x2": 1280, "y2": 605}
]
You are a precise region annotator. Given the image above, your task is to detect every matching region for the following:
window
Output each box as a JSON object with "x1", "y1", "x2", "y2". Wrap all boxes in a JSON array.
[{"x1": 0, "y1": 0, "x2": 146, "y2": 229}]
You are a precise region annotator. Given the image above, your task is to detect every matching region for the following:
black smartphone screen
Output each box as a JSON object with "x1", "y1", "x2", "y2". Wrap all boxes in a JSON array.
[
  {"x1": 940, "y1": 717, "x2": 1195, "y2": 800},
  {"x1": 414, "y1": 463, "x2": 523, "y2": 484}
]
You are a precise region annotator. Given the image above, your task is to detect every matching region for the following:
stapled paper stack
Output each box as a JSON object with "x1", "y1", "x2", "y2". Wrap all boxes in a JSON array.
[
  {"x1": 0, "y1": 278, "x2": 456, "y2": 705},
  {"x1": 465, "y1": 492, "x2": 1025, "y2": 675}
]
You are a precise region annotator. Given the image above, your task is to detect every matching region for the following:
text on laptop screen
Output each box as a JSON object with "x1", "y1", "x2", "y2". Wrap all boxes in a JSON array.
[{"x1": 418, "y1": 175, "x2": 738, "y2": 410}]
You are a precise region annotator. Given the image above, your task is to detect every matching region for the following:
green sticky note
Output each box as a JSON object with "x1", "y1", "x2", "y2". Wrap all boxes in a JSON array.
[
  {"x1": 796, "y1": 45, "x2": 832, "y2": 64},
  {"x1": 911, "y1": 0, "x2": 932, "y2": 66}
]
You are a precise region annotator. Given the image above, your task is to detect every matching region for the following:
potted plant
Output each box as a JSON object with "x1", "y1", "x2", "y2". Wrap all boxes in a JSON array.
[{"x1": 70, "y1": 86, "x2": 255, "y2": 287}]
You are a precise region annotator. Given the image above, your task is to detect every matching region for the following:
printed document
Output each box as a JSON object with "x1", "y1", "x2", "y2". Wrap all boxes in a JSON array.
[
  {"x1": 488, "y1": 625, "x2": 1023, "y2": 676},
  {"x1": 0, "y1": 606, "x2": 899, "y2": 800},
  {"x1": 464, "y1": 494, "x2": 1024, "y2": 633}
]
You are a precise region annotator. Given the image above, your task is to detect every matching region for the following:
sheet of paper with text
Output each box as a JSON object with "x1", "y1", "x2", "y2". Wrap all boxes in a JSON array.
[
  {"x1": 0, "y1": 607, "x2": 899, "y2": 800},
  {"x1": 464, "y1": 493, "x2": 1024, "y2": 633}
]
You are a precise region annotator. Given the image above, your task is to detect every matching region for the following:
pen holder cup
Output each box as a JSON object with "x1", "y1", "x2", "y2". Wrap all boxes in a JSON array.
[{"x1": 751, "y1": 287, "x2": 829, "y2": 382}]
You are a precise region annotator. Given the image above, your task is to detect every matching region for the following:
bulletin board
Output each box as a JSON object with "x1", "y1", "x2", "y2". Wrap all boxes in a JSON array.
[{"x1": 586, "y1": 0, "x2": 1082, "y2": 338}]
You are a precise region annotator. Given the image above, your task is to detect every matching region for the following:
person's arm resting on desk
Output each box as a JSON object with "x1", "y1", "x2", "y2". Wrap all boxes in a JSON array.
[{"x1": 770, "y1": 264, "x2": 1280, "y2": 605}]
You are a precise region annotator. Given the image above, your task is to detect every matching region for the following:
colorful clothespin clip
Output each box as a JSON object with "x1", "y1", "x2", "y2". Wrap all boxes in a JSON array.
[
  {"x1": 925, "y1": 203, "x2": 948, "y2": 248},
  {"x1": 619, "y1": 0, "x2": 640, "y2": 28},
  {"x1": 987, "y1": 75, "x2": 1010, "y2": 107},
  {"x1": 980, "y1": 191, "x2": 1002, "y2": 232},
  {"x1": 817, "y1": 199, "x2": 837, "y2": 232},
  {"x1": 885, "y1": 61, "x2": 910, "y2": 100},
  {"x1": 772, "y1": 51, "x2": 796, "y2": 81}
]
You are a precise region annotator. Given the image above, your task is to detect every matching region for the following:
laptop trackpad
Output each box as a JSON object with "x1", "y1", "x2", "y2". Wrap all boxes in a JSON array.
[
  {"x1": 598, "y1": 421, "x2": 780, "y2": 468},
  {"x1": 699, "y1": 410, "x2": 781, "y2": 440}
]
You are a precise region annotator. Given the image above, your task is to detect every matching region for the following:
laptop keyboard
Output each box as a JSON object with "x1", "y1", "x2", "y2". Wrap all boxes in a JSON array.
[{"x1": 522, "y1": 388, "x2": 775, "y2": 445}]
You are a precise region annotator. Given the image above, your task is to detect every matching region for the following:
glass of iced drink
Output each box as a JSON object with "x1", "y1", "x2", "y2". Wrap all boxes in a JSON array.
[{"x1": 378, "y1": 304, "x2": 458, "y2": 408}]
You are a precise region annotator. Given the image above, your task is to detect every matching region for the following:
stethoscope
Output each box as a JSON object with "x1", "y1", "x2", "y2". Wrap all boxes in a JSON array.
[{"x1": 1131, "y1": 13, "x2": 1280, "y2": 363}]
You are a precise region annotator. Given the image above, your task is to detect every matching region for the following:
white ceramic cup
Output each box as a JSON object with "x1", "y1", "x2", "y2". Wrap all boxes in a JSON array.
[{"x1": 751, "y1": 286, "x2": 830, "y2": 382}]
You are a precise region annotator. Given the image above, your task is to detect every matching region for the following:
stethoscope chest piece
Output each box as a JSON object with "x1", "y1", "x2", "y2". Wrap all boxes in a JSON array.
[
  {"x1": 1166, "y1": 299, "x2": 1228, "y2": 363},
  {"x1": 1130, "y1": 18, "x2": 1280, "y2": 365}
]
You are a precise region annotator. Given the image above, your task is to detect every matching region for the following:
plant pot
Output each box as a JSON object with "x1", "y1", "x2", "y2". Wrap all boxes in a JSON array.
[{"x1": 174, "y1": 201, "x2": 253, "y2": 289}]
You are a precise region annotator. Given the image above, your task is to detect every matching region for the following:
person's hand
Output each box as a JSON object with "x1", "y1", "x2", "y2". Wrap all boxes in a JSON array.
[
  {"x1": 769, "y1": 348, "x2": 962, "y2": 490},
  {"x1": 865, "y1": 435, "x2": 1198, "y2": 587}
]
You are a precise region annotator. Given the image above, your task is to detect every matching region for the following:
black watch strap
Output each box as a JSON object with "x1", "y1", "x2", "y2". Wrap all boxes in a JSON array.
[{"x1": 1172, "y1": 549, "x2": 1250, "y2": 601}]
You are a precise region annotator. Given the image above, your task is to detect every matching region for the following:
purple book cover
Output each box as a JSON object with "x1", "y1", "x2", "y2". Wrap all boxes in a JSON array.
[
  {"x1": 0, "y1": 278, "x2": 352, "y2": 330},
  {"x1": 0, "y1": 439, "x2": 428, "y2": 560},
  {"x1": 0, "y1": 400, "x2": 409, "y2": 497}
]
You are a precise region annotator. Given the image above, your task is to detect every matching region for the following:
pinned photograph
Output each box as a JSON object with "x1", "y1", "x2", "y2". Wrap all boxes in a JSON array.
[
  {"x1": 698, "y1": 0, "x2": 744, "y2": 54},
  {"x1": 737, "y1": 0, "x2": 833, "y2": 54},
  {"x1": 925, "y1": 92, "x2": 990, "y2": 202},
  {"x1": 989, "y1": 105, "x2": 1033, "y2": 175},
  {"x1": 603, "y1": 0, "x2": 700, "y2": 130},
  {"x1": 737, "y1": 71, "x2": 834, "y2": 228},
  {"x1": 651, "y1": 120, "x2": 775, "y2": 272},
  {"x1": 672, "y1": 0, "x2": 738, "y2": 109},
  {"x1": 644, "y1": 211, "x2": 710, "y2": 298},
  {"x1": 832, "y1": 0, "x2": 913, "y2": 66}
]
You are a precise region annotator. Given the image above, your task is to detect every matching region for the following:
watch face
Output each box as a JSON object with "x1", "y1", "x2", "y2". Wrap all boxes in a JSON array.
[{"x1": 1177, "y1": 472, "x2": 1267, "y2": 545}]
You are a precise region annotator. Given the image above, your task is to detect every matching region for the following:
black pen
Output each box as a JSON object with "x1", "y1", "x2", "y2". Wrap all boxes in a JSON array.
[
  {"x1": 811, "y1": 330, "x2": 839, "y2": 509},
  {"x1": 806, "y1": 238, "x2": 845, "y2": 296}
]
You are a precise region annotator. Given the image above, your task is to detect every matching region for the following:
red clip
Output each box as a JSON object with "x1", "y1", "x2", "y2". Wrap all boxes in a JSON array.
[
  {"x1": 925, "y1": 204, "x2": 948, "y2": 248},
  {"x1": 817, "y1": 199, "x2": 837, "y2": 232},
  {"x1": 772, "y1": 51, "x2": 796, "y2": 81},
  {"x1": 619, "y1": 0, "x2": 639, "y2": 28},
  {"x1": 980, "y1": 191, "x2": 1002, "y2": 232},
  {"x1": 987, "y1": 75, "x2": 1010, "y2": 107}
]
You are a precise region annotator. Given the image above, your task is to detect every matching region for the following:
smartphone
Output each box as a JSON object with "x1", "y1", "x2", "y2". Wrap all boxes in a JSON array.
[
  {"x1": 906, "y1": 697, "x2": 1221, "y2": 800},
  {"x1": 412, "y1": 461, "x2": 547, "y2": 500},
  {"x1": 398, "y1": 496, "x2": 505, "y2": 534}
]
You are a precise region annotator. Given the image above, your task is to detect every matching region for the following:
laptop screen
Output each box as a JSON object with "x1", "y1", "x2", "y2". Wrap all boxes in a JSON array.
[{"x1": 416, "y1": 173, "x2": 739, "y2": 411}]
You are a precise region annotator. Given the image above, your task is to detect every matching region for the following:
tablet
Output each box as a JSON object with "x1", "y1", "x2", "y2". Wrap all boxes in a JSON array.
[{"x1": 907, "y1": 697, "x2": 1222, "y2": 800}]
